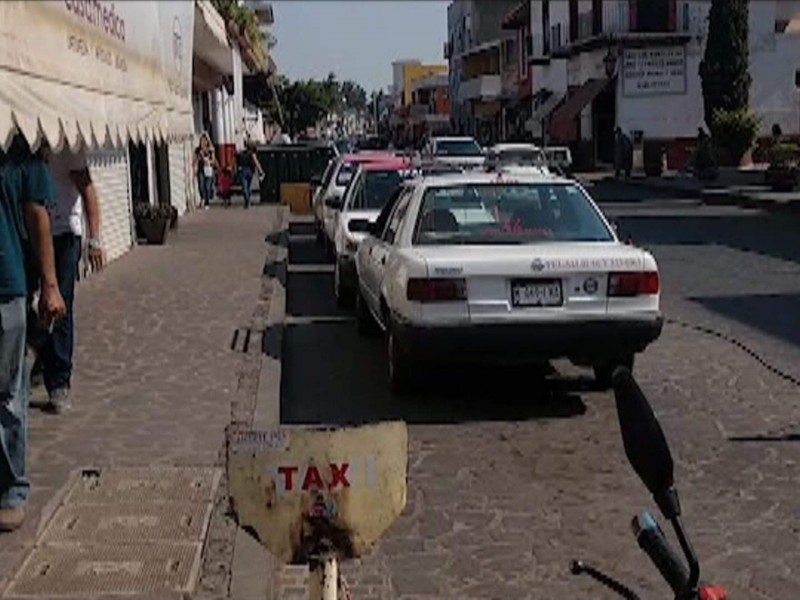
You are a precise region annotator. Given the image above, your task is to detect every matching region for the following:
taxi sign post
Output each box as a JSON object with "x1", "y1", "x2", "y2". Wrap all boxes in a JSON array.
[{"x1": 226, "y1": 421, "x2": 408, "y2": 600}]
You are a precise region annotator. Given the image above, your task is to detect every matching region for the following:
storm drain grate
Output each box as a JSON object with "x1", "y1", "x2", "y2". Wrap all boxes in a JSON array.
[
  {"x1": 230, "y1": 327, "x2": 256, "y2": 353},
  {"x1": 65, "y1": 467, "x2": 220, "y2": 505},
  {"x1": 40, "y1": 502, "x2": 212, "y2": 545},
  {"x1": 3, "y1": 468, "x2": 220, "y2": 598},
  {"x1": 4, "y1": 542, "x2": 201, "y2": 597}
]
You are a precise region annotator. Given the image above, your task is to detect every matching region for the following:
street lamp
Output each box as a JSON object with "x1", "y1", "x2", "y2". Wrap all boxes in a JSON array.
[{"x1": 603, "y1": 48, "x2": 618, "y2": 78}]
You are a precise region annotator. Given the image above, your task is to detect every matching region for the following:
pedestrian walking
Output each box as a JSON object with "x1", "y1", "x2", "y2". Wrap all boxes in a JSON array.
[
  {"x1": 237, "y1": 141, "x2": 264, "y2": 209},
  {"x1": 194, "y1": 132, "x2": 218, "y2": 209},
  {"x1": 0, "y1": 134, "x2": 65, "y2": 532},
  {"x1": 32, "y1": 143, "x2": 104, "y2": 414}
]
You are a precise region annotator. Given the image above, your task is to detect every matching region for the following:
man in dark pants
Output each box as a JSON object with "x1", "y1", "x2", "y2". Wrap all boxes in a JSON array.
[
  {"x1": 1, "y1": 133, "x2": 65, "y2": 531},
  {"x1": 33, "y1": 143, "x2": 104, "y2": 413}
]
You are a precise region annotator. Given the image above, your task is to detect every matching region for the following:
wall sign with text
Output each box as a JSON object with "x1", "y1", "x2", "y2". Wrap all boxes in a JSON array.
[{"x1": 623, "y1": 47, "x2": 687, "y2": 97}]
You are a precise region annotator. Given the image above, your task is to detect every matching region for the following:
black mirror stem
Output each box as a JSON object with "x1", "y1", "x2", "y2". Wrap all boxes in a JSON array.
[{"x1": 669, "y1": 512, "x2": 700, "y2": 599}]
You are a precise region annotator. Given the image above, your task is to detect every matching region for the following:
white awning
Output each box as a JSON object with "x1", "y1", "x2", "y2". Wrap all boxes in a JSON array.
[{"x1": 0, "y1": 1, "x2": 195, "y2": 151}]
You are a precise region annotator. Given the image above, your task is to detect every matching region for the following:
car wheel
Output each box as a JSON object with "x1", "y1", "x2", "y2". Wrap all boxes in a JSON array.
[
  {"x1": 593, "y1": 355, "x2": 635, "y2": 390},
  {"x1": 387, "y1": 324, "x2": 413, "y2": 394},
  {"x1": 334, "y1": 260, "x2": 353, "y2": 307},
  {"x1": 356, "y1": 289, "x2": 375, "y2": 336},
  {"x1": 325, "y1": 238, "x2": 335, "y2": 262}
]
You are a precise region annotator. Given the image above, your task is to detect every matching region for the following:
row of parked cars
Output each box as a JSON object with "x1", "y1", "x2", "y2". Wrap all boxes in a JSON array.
[{"x1": 309, "y1": 137, "x2": 662, "y2": 392}]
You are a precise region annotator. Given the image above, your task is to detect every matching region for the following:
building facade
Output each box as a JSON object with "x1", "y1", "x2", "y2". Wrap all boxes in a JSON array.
[
  {"x1": 527, "y1": 0, "x2": 800, "y2": 169},
  {"x1": 447, "y1": 0, "x2": 520, "y2": 145}
]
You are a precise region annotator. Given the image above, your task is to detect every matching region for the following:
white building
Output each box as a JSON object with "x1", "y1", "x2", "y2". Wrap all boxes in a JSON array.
[
  {"x1": 526, "y1": 0, "x2": 800, "y2": 169},
  {"x1": 0, "y1": 1, "x2": 197, "y2": 263}
]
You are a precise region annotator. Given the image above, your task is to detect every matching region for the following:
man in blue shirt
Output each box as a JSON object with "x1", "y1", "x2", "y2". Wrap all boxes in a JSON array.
[{"x1": 0, "y1": 134, "x2": 65, "y2": 532}]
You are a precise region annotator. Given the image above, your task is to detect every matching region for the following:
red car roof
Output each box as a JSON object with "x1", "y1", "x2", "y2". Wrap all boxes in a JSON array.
[
  {"x1": 359, "y1": 157, "x2": 413, "y2": 171},
  {"x1": 342, "y1": 152, "x2": 396, "y2": 164}
]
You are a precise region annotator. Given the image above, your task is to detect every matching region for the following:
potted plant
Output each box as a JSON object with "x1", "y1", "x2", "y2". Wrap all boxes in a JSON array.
[
  {"x1": 691, "y1": 135, "x2": 719, "y2": 182},
  {"x1": 643, "y1": 141, "x2": 664, "y2": 177},
  {"x1": 709, "y1": 108, "x2": 760, "y2": 167},
  {"x1": 133, "y1": 202, "x2": 171, "y2": 245},
  {"x1": 765, "y1": 143, "x2": 799, "y2": 191}
]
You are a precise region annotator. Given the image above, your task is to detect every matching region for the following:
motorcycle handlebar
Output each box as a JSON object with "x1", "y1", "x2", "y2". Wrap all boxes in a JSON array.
[{"x1": 631, "y1": 512, "x2": 690, "y2": 596}]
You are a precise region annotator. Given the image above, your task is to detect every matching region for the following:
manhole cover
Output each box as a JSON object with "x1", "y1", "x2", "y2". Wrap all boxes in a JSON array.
[
  {"x1": 65, "y1": 468, "x2": 220, "y2": 505},
  {"x1": 4, "y1": 543, "x2": 201, "y2": 597},
  {"x1": 41, "y1": 503, "x2": 212, "y2": 545}
]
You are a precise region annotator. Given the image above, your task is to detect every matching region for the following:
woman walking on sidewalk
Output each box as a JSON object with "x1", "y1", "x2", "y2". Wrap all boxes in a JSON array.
[
  {"x1": 194, "y1": 132, "x2": 218, "y2": 210},
  {"x1": 237, "y1": 141, "x2": 264, "y2": 209}
]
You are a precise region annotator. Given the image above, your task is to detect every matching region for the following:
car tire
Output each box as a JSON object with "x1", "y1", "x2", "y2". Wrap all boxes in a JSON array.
[
  {"x1": 334, "y1": 260, "x2": 353, "y2": 307},
  {"x1": 387, "y1": 323, "x2": 413, "y2": 394},
  {"x1": 593, "y1": 355, "x2": 635, "y2": 390},
  {"x1": 356, "y1": 289, "x2": 374, "y2": 336},
  {"x1": 325, "y1": 238, "x2": 335, "y2": 262}
]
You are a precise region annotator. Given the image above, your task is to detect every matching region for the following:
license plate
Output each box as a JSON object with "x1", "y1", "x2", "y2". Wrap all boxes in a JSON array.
[{"x1": 511, "y1": 280, "x2": 563, "y2": 307}]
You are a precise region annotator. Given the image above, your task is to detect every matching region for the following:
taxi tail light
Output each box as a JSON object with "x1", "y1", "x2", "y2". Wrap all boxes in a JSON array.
[
  {"x1": 608, "y1": 271, "x2": 660, "y2": 297},
  {"x1": 407, "y1": 278, "x2": 467, "y2": 302}
]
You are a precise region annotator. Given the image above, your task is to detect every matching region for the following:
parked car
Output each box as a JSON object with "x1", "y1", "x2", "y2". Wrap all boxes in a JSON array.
[
  {"x1": 333, "y1": 157, "x2": 413, "y2": 303},
  {"x1": 485, "y1": 143, "x2": 550, "y2": 175},
  {"x1": 353, "y1": 171, "x2": 663, "y2": 391},
  {"x1": 422, "y1": 136, "x2": 485, "y2": 169},
  {"x1": 314, "y1": 152, "x2": 396, "y2": 248},
  {"x1": 543, "y1": 146, "x2": 573, "y2": 176}
]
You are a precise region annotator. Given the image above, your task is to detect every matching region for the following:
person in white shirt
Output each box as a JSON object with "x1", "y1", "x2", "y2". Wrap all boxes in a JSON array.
[{"x1": 34, "y1": 144, "x2": 104, "y2": 413}]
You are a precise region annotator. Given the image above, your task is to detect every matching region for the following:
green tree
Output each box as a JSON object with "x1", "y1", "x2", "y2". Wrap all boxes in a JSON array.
[
  {"x1": 699, "y1": 0, "x2": 751, "y2": 127},
  {"x1": 341, "y1": 80, "x2": 368, "y2": 112}
]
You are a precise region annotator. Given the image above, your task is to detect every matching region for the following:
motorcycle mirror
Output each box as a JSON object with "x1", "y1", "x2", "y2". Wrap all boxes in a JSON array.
[{"x1": 612, "y1": 367, "x2": 680, "y2": 519}]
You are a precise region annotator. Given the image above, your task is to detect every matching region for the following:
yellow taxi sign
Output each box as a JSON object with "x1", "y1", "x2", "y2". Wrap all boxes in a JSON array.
[{"x1": 226, "y1": 421, "x2": 408, "y2": 565}]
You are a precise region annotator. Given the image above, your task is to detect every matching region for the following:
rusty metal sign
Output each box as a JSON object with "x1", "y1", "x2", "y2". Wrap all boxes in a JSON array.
[{"x1": 226, "y1": 422, "x2": 408, "y2": 565}]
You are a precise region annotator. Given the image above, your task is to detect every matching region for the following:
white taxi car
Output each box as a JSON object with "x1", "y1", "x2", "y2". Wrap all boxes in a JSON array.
[
  {"x1": 353, "y1": 171, "x2": 663, "y2": 391},
  {"x1": 486, "y1": 143, "x2": 550, "y2": 175},
  {"x1": 333, "y1": 157, "x2": 411, "y2": 303}
]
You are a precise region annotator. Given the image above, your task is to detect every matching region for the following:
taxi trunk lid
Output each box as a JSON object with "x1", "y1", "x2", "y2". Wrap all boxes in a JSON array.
[{"x1": 415, "y1": 243, "x2": 647, "y2": 322}]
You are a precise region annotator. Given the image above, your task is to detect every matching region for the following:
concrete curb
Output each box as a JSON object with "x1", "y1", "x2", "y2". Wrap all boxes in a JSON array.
[
  {"x1": 229, "y1": 205, "x2": 290, "y2": 600},
  {"x1": 621, "y1": 177, "x2": 800, "y2": 213}
]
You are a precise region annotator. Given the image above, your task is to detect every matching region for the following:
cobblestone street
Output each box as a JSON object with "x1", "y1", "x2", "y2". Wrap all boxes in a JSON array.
[
  {"x1": 280, "y1": 187, "x2": 800, "y2": 600},
  {"x1": 0, "y1": 205, "x2": 278, "y2": 594},
  {"x1": 2, "y1": 189, "x2": 800, "y2": 600}
]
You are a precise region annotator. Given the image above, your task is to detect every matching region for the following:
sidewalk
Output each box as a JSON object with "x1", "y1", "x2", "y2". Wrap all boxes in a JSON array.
[
  {"x1": 582, "y1": 168, "x2": 800, "y2": 212},
  {"x1": 0, "y1": 202, "x2": 280, "y2": 593}
]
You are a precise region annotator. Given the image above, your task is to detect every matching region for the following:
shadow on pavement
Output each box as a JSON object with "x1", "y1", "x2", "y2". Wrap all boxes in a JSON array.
[
  {"x1": 289, "y1": 237, "x2": 330, "y2": 265},
  {"x1": 690, "y1": 293, "x2": 800, "y2": 350},
  {"x1": 279, "y1": 321, "x2": 589, "y2": 426},
  {"x1": 287, "y1": 273, "x2": 350, "y2": 318},
  {"x1": 617, "y1": 214, "x2": 800, "y2": 266}
]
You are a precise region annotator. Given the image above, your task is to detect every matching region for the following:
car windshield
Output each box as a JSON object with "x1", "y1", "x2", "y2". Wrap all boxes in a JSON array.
[
  {"x1": 350, "y1": 170, "x2": 404, "y2": 210},
  {"x1": 336, "y1": 163, "x2": 355, "y2": 186},
  {"x1": 545, "y1": 149, "x2": 569, "y2": 162},
  {"x1": 435, "y1": 139, "x2": 483, "y2": 157},
  {"x1": 413, "y1": 183, "x2": 613, "y2": 245},
  {"x1": 335, "y1": 139, "x2": 352, "y2": 154},
  {"x1": 492, "y1": 149, "x2": 546, "y2": 167}
]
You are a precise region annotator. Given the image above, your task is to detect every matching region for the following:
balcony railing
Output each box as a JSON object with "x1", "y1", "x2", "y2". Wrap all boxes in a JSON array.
[{"x1": 458, "y1": 74, "x2": 501, "y2": 102}]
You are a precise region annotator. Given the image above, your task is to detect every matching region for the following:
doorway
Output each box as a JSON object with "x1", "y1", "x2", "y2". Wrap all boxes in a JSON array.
[{"x1": 593, "y1": 82, "x2": 616, "y2": 165}]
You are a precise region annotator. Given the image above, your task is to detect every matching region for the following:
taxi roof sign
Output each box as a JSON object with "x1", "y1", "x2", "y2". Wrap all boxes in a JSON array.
[{"x1": 226, "y1": 421, "x2": 408, "y2": 565}]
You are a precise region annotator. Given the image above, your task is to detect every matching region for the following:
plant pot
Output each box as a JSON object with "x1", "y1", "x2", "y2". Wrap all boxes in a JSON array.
[
  {"x1": 766, "y1": 167, "x2": 798, "y2": 192},
  {"x1": 136, "y1": 216, "x2": 169, "y2": 245}
]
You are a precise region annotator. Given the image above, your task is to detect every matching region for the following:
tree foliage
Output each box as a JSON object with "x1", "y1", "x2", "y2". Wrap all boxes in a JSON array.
[
  {"x1": 699, "y1": 0, "x2": 751, "y2": 127},
  {"x1": 265, "y1": 75, "x2": 370, "y2": 135}
]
